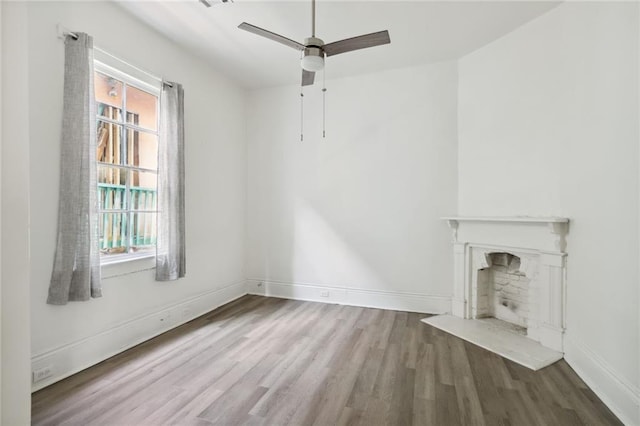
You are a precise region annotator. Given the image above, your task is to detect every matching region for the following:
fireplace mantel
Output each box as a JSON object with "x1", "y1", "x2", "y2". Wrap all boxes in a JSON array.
[
  {"x1": 442, "y1": 216, "x2": 570, "y2": 252},
  {"x1": 442, "y1": 216, "x2": 569, "y2": 223},
  {"x1": 422, "y1": 215, "x2": 570, "y2": 369}
]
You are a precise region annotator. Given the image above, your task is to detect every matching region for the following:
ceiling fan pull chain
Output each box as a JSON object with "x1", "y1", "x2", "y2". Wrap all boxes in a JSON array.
[
  {"x1": 299, "y1": 49, "x2": 304, "y2": 142},
  {"x1": 300, "y1": 88, "x2": 304, "y2": 142},
  {"x1": 322, "y1": 66, "x2": 326, "y2": 138}
]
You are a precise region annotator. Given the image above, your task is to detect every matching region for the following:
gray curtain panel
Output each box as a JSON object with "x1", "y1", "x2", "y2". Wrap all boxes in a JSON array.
[
  {"x1": 156, "y1": 82, "x2": 186, "y2": 281},
  {"x1": 48, "y1": 33, "x2": 101, "y2": 305}
]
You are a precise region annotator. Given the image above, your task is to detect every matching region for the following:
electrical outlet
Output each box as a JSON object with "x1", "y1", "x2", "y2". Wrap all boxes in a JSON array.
[
  {"x1": 320, "y1": 291, "x2": 330, "y2": 297},
  {"x1": 33, "y1": 365, "x2": 53, "y2": 383},
  {"x1": 159, "y1": 310, "x2": 171, "y2": 323},
  {"x1": 253, "y1": 281, "x2": 265, "y2": 294}
]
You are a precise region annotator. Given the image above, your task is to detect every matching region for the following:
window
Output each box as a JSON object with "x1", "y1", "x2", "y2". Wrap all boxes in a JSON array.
[{"x1": 95, "y1": 62, "x2": 160, "y2": 263}]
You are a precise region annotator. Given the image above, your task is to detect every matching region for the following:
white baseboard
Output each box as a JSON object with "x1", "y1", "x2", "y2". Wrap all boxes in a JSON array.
[
  {"x1": 564, "y1": 336, "x2": 640, "y2": 426},
  {"x1": 246, "y1": 279, "x2": 451, "y2": 314},
  {"x1": 31, "y1": 280, "x2": 247, "y2": 392}
]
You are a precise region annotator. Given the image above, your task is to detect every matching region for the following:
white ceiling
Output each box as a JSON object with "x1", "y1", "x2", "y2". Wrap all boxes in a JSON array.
[{"x1": 116, "y1": 1, "x2": 560, "y2": 89}]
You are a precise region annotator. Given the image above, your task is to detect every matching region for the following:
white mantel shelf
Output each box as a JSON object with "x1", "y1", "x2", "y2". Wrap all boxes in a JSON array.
[
  {"x1": 442, "y1": 216, "x2": 569, "y2": 224},
  {"x1": 442, "y1": 216, "x2": 570, "y2": 248}
]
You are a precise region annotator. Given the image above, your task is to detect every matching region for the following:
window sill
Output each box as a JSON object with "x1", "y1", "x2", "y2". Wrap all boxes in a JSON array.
[{"x1": 101, "y1": 253, "x2": 155, "y2": 279}]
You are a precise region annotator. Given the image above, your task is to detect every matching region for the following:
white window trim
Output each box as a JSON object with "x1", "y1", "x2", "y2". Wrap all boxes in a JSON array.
[
  {"x1": 94, "y1": 47, "x2": 161, "y2": 96},
  {"x1": 94, "y1": 55, "x2": 162, "y2": 271},
  {"x1": 102, "y1": 255, "x2": 156, "y2": 279}
]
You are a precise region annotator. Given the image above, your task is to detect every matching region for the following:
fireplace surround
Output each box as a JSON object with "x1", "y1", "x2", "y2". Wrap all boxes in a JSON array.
[{"x1": 423, "y1": 216, "x2": 569, "y2": 370}]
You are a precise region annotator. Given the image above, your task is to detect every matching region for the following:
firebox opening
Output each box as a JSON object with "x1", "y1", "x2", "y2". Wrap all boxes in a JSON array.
[{"x1": 476, "y1": 252, "x2": 530, "y2": 336}]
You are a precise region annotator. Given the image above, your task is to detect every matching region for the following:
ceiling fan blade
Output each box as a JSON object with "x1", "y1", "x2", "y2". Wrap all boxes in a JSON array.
[
  {"x1": 323, "y1": 30, "x2": 390, "y2": 57},
  {"x1": 302, "y1": 69, "x2": 315, "y2": 86},
  {"x1": 238, "y1": 22, "x2": 305, "y2": 51}
]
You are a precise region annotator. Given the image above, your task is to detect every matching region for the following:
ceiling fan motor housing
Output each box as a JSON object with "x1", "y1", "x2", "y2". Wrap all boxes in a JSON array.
[{"x1": 304, "y1": 37, "x2": 324, "y2": 48}]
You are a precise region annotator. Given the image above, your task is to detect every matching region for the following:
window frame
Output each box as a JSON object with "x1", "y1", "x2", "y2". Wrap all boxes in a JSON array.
[{"x1": 94, "y1": 59, "x2": 161, "y2": 267}]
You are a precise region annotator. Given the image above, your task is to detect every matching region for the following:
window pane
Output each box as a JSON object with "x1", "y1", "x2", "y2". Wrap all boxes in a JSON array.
[
  {"x1": 130, "y1": 212, "x2": 157, "y2": 249},
  {"x1": 99, "y1": 212, "x2": 128, "y2": 253},
  {"x1": 130, "y1": 170, "x2": 157, "y2": 211},
  {"x1": 98, "y1": 165, "x2": 127, "y2": 210},
  {"x1": 126, "y1": 85, "x2": 157, "y2": 131},
  {"x1": 127, "y1": 130, "x2": 158, "y2": 170},
  {"x1": 97, "y1": 103, "x2": 122, "y2": 122},
  {"x1": 97, "y1": 121, "x2": 127, "y2": 168},
  {"x1": 95, "y1": 67, "x2": 160, "y2": 262},
  {"x1": 95, "y1": 73, "x2": 123, "y2": 117},
  {"x1": 130, "y1": 188, "x2": 156, "y2": 212}
]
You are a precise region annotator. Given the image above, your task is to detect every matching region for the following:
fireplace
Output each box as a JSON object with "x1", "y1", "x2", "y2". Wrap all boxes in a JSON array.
[{"x1": 423, "y1": 216, "x2": 569, "y2": 370}]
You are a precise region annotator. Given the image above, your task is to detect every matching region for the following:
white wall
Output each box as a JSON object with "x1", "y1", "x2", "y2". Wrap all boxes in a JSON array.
[
  {"x1": 0, "y1": 2, "x2": 3, "y2": 420},
  {"x1": 27, "y1": 1, "x2": 246, "y2": 389},
  {"x1": 2, "y1": 2, "x2": 32, "y2": 423},
  {"x1": 246, "y1": 62, "x2": 457, "y2": 312},
  {"x1": 458, "y1": 3, "x2": 639, "y2": 424}
]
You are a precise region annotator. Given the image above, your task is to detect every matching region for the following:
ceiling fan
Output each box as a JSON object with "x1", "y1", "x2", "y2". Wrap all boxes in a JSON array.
[{"x1": 238, "y1": 0, "x2": 391, "y2": 86}]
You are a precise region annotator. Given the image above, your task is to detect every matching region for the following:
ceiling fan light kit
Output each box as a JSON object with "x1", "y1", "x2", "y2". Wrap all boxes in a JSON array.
[
  {"x1": 301, "y1": 49, "x2": 324, "y2": 72},
  {"x1": 302, "y1": 37, "x2": 325, "y2": 72}
]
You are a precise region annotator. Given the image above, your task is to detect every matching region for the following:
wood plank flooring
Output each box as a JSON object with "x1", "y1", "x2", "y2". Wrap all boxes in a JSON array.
[{"x1": 32, "y1": 295, "x2": 622, "y2": 425}]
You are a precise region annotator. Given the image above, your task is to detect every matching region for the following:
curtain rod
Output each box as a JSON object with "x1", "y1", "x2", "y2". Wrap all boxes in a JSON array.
[{"x1": 59, "y1": 27, "x2": 174, "y2": 88}]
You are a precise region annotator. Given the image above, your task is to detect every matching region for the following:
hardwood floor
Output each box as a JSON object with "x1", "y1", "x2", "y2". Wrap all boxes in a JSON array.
[{"x1": 32, "y1": 295, "x2": 621, "y2": 425}]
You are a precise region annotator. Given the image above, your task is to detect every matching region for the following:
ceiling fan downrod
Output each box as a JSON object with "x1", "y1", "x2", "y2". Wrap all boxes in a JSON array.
[{"x1": 311, "y1": 0, "x2": 316, "y2": 37}]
